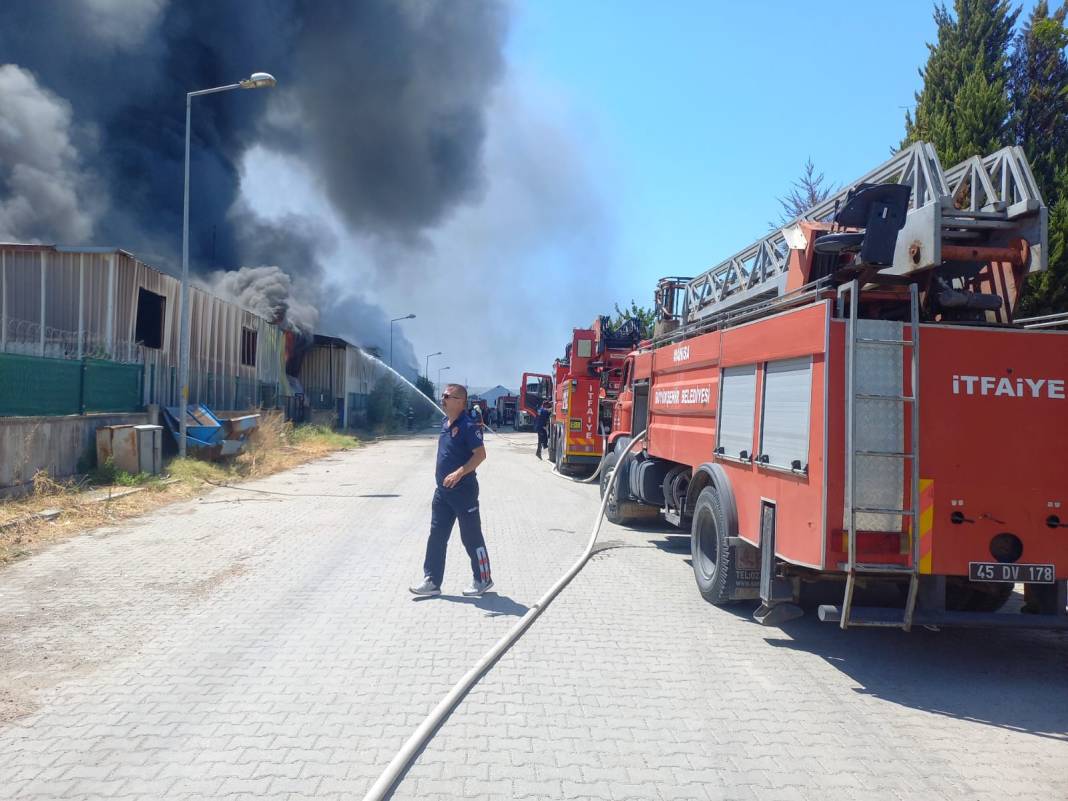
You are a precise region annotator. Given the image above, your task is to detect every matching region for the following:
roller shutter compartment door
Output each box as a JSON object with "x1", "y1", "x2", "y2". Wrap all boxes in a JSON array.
[
  {"x1": 717, "y1": 365, "x2": 757, "y2": 460},
  {"x1": 759, "y1": 357, "x2": 812, "y2": 471}
]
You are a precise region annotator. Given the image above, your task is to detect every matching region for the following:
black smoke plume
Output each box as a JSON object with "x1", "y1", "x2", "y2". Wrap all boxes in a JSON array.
[{"x1": 0, "y1": 0, "x2": 508, "y2": 374}]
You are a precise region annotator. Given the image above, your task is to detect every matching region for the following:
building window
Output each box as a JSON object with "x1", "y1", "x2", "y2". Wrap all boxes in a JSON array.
[
  {"x1": 135, "y1": 288, "x2": 166, "y2": 349},
  {"x1": 241, "y1": 327, "x2": 257, "y2": 367}
]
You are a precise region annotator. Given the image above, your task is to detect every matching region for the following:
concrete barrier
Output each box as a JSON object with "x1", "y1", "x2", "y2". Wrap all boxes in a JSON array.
[{"x1": 0, "y1": 412, "x2": 149, "y2": 497}]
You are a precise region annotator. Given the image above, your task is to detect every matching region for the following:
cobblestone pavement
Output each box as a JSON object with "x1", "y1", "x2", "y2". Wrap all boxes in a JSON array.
[{"x1": 1, "y1": 432, "x2": 1066, "y2": 801}]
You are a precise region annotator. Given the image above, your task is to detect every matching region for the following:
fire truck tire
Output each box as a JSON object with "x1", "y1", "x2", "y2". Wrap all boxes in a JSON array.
[
  {"x1": 944, "y1": 577, "x2": 1014, "y2": 612},
  {"x1": 548, "y1": 426, "x2": 558, "y2": 464},
  {"x1": 691, "y1": 485, "x2": 735, "y2": 606},
  {"x1": 553, "y1": 427, "x2": 573, "y2": 475},
  {"x1": 599, "y1": 453, "x2": 630, "y2": 526}
]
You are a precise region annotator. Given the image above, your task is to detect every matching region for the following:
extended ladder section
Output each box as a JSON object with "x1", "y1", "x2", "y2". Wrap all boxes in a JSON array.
[
  {"x1": 680, "y1": 143, "x2": 1047, "y2": 325},
  {"x1": 836, "y1": 281, "x2": 922, "y2": 630}
]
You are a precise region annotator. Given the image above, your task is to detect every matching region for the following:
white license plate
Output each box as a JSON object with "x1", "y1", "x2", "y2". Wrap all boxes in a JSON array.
[{"x1": 968, "y1": 562, "x2": 1055, "y2": 584}]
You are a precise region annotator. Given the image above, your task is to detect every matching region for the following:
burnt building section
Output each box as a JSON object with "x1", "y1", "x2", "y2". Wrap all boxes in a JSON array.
[{"x1": 298, "y1": 335, "x2": 381, "y2": 429}]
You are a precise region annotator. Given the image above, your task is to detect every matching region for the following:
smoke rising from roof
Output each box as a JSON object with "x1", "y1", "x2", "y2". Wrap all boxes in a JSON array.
[{"x1": 203, "y1": 266, "x2": 318, "y2": 335}]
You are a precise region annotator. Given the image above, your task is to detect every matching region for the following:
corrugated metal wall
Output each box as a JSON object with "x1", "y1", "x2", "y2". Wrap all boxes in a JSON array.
[{"x1": 0, "y1": 244, "x2": 291, "y2": 411}]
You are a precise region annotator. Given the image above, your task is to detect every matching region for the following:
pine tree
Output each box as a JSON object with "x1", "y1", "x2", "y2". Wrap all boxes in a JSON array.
[
  {"x1": 1009, "y1": 2, "x2": 1068, "y2": 315},
  {"x1": 775, "y1": 158, "x2": 836, "y2": 225},
  {"x1": 903, "y1": 0, "x2": 1019, "y2": 165}
]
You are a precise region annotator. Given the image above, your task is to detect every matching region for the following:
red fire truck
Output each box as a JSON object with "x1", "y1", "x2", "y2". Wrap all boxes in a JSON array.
[
  {"x1": 547, "y1": 316, "x2": 644, "y2": 474},
  {"x1": 517, "y1": 372, "x2": 553, "y2": 431},
  {"x1": 599, "y1": 142, "x2": 1068, "y2": 630}
]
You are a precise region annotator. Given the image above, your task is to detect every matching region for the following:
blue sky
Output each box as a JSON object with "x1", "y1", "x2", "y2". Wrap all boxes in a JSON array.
[
  {"x1": 505, "y1": 0, "x2": 1035, "y2": 312},
  {"x1": 243, "y1": 0, "x2": 1041, "y2": 389}
]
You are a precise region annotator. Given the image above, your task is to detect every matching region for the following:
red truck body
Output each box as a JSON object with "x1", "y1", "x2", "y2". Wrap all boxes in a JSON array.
[{"x1": 548, "y1": 317, "x2": 644, "y2": 473}]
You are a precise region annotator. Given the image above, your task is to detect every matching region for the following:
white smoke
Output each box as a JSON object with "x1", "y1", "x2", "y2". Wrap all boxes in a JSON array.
[
  {"x1": 0, "y1": 64, "x2": 101, "y2": 243},
  {"x1": 78, "y1": 0, "x2": 168, "y2": 48}
]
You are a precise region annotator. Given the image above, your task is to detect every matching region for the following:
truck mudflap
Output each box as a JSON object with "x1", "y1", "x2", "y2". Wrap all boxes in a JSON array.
[{"x1": 726, "y1": 536, "x2": 761, "y2": 601}]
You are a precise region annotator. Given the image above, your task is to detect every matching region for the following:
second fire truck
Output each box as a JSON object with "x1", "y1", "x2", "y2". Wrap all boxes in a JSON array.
[{"x1": 547, "y1": 315, "x2": 644, "y2": 474}]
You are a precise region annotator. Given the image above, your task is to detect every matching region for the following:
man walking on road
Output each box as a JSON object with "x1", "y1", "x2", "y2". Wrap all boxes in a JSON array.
[
  {"x1": 535, "y1": 400, "x2": 551, "y2": 459},
  {"x1": 410, "y1": 383, "x2": 494, "y2": 597}
]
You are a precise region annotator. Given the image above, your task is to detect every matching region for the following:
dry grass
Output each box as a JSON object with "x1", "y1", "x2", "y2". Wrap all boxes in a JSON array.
[{"x1": 0, "y1": 414, "x2": 361, "y2": 567}]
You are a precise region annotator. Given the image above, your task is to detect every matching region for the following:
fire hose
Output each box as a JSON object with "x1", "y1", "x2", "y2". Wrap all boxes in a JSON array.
[
  {"x1": 551, "y1": 434, "x2": 612, "y2": 484},
  {"x1": 359, "y1": 431, "x2": 647, "y2": 801}
]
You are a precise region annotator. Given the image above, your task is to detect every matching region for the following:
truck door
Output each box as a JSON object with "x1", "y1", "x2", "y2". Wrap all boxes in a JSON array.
[{"x1": 632, "y1": 380, "x2": 650, "y2": 437}]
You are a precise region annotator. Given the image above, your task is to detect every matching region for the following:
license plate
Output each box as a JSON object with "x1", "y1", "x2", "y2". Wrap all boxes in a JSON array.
[{"x1": 968, "y1": 562, "x2": 1055, "y2": 584}]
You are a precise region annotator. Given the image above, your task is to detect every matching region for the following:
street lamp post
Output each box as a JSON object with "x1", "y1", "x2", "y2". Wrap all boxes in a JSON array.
[
  {"x1": 178, "y1": 72, "x2": 276, "y2": 457},
  {"x1": 389, "y1": 313, "x2": 416, "y2": 370},
  {"x1": 437, "y1": 366, "x2": 451, "y2": 397},
  {"x1": 424, "y1": 351, "x2": 442, "y2": 381}
]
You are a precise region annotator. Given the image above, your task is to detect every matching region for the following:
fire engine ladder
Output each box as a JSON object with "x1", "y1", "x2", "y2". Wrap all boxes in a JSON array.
[
  {"x1": 836, "y1": 280, "x2": 922, "y2": 631},
  {"x1": 679, "y1": 142, "x2": 947, "y2": 326}
]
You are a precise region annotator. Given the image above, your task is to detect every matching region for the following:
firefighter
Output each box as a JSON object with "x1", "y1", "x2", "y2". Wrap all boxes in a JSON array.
[
  {"x1": 410, "y1": 383, "x2": 493, "y2": 597},
  {"x1": 471, "y1": 403, "x2": 485, "y2": 430},
  {"x1": 535, "y1": 400, "x2": 551, "y2": 459}
]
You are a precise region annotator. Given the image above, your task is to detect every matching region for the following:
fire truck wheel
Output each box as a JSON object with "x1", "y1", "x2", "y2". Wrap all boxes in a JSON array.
[
  {"x1": 691, "y1": 485, "x2": 734, "y2": 606},
  {"x1": 599, "y1": 453, "x2": 631, "y2": 526},
  {"x1": 548, "y1": 426, "x2": 557, "y2": 463},
  {"x1": 944, "y1": 577, "x2": 1014, "y2": 612},
  {"x1": 554, "y1": 427, "x2": 571, "y2": 475}
]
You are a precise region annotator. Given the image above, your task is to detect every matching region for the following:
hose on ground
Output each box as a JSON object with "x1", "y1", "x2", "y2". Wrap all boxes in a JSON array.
[
  {"x1": 550, "y1": 434, "x2": 612, "y2": 485},
  {"x1": 359, "y1": 430, "x2": 648, "y2": 801}
]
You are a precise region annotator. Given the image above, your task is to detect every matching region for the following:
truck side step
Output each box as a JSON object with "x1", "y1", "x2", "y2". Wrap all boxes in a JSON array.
[{"x1": 818, "y1": 605, "x2": 1068, "y2": 630}]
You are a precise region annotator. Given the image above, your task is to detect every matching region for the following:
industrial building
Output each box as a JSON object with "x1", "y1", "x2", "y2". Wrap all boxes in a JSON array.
[{"x1": 0, "y1": 243, "x2": 295, "y2": 492}]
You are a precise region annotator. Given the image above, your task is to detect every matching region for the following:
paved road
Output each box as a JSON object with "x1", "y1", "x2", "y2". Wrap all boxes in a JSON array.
[{"x1": 1, "y1": 432, "x2": 1066, "y2": 800}]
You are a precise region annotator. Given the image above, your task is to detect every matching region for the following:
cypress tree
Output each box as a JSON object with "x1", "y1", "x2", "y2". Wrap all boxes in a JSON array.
[
  {"x1": 903, "y1": 0, "x2": 1019, "y2": 165},
  {"x1": 1008, "y1": 2, "x2": 1068, "y2": 314}
]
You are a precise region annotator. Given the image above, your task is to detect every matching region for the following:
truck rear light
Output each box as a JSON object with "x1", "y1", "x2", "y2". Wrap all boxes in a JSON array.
[{"x1": 989, "y1": 533, "x2": 1023, "y2": 563}]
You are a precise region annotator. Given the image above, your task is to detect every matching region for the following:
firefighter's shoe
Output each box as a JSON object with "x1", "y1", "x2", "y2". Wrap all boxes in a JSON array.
[
  {"x1": 462, "y1": 578, "x2": 494, "y2": 597},
  {"x1": 536, "y1": 449, "x2": 542, "y2": 459},
  {"x1": 409, "y1": 578, "x2": 441, "y2": 597}
]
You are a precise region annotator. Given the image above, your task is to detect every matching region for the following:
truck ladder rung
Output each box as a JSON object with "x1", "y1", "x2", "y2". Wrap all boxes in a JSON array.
[
  {"x1": 856, "y1": 393, "x2": 915, "y2": 402},
  {"x1": 856, "y1": 337, "x2": 913, "y2": 346},
  {"x1": 851, "y1": 563, "x2": 915, "y2": 574}
]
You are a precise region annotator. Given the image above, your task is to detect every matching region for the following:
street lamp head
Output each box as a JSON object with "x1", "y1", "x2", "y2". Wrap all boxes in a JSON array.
[
  {"x1": 406, "y1": 313, "x2": 416, "y2": 320},
  {"x1": 431, "y1": 351, "x2": 442, "y2": 357},
  {"x1": 240, "y1": 72, "x2": 277, "y2": 89}
]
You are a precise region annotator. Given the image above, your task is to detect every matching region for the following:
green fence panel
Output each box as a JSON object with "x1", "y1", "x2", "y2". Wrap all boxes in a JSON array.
[
  {"x1": 0, "y1": 352, "x2": 82, "y2": 416},
  {"x1": 83, "y1": 359, "x2": 143, "y2": 413}
]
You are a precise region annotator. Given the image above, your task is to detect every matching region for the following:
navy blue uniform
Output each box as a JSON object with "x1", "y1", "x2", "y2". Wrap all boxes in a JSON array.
[
  {"x1": 535, "y1": 406, "x2": 551, "y2": 454},
  {"x1": 423, "y1": 413, "x2": 491, "y2": 588}
]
